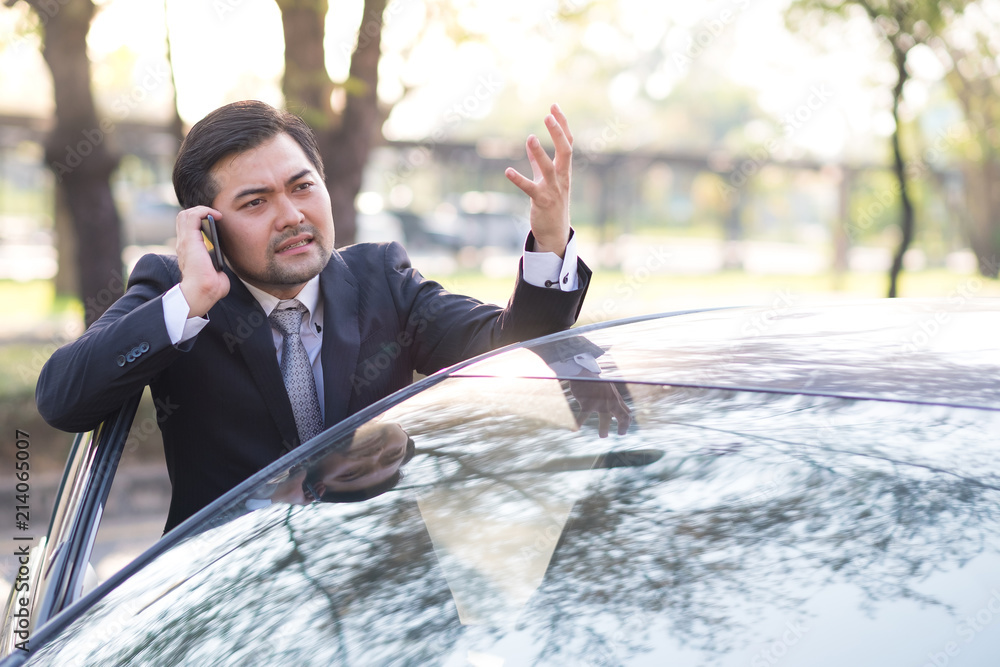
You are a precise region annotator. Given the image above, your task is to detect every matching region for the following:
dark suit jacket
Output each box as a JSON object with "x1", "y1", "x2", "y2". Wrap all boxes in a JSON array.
[{"x1": 36, "y1": 241, "x2": 591, "y2": 530}]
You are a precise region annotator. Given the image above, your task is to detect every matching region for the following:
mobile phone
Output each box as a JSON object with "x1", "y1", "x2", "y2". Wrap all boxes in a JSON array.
[{"x1": 200, "y1": 215, "x2": 225, "y2": 272}]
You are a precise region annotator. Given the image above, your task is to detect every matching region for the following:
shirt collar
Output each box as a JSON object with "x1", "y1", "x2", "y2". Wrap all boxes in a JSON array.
[{"x1": 241, "y1": 274, "x2": 322, "y2": 323}]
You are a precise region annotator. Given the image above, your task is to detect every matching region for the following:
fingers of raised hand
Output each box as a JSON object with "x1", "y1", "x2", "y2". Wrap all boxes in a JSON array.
[
  {"x1": 506, "y1": 133, "x2": 553, "y2": 196},
  {"x1": 545, "y1": 109, "x2": 573, "y2": 163},
  {"x1": 527, "y1": 134, "x2": 555, "y2": 182},
  {"x1": 505, "y1": 166, "x2": 537, "y2": 198},
  {"x1": 549, "y1": 103, "x2": 573, "y2": 145}
]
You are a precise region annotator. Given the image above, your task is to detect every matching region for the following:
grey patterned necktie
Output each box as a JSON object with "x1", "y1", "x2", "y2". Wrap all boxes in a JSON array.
[{"x1": 269, "y1": 299, "x2": 324, "y2": 444}]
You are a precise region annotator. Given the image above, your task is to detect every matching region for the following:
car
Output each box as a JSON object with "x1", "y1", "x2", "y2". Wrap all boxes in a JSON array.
[
  {"x1": 4, "y1": 299, "x2": 1000, "y2": 665},
  {"x1": 119, "y1": 188, "x2": 182, "y2": 247},
  {"x1": 356, "y1": 210, "x2": 463, "y2": 253}
]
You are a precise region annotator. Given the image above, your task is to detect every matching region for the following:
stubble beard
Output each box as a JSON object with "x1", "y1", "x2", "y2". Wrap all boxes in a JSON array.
[{"x1": 245, "y1": 224, "x2": 334, "y2": 288}]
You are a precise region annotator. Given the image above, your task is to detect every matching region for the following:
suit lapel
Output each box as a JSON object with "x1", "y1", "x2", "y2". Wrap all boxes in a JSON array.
[
  {"x1": 217, "y1": 270, "x2": 300, "y2": 451},
  {"x1": 319, "y1": 250, "x2": 361, "y2": 428}
]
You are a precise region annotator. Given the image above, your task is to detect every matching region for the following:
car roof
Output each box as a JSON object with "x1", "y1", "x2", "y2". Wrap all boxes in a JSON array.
[{"x1": 452, "y1": 298, "x2": 1000, "y2": 411}]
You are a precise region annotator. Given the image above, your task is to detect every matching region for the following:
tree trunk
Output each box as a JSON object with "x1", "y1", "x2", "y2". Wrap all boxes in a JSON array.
[
  {"x1": 52, "y1": 184, "x2": 78, "y2": 297},
  {"x1": 832, "y1": 167, "x2": 852, "y2": 287},
  {"x1": 886, "y1": 47, "x2": 914, "y2": 298},
  {"x1": 163, "y1": 0, "x2": 185, "y2": 145},
  {"x1": 939, "y1": 41, "x2": 1000, "y2": 278},
  {"x1": 27, "y1": 0, "x2": 124, "y2": 327},
  {"x1": 962, "y1": 160, "x2": 1000, "y2": 278},
  {"x1": 327, "y1": 0, "x2": 386, "y2": 248},
  {"x1": 277, "y1": 0, "x2": 386, "y2": 248},
  {"x1": 278, "y1": 0, "x2": 335, "y2": 125},
  {"x1": 982, "y1": 160, "x2": 1000, "y2": 277}
]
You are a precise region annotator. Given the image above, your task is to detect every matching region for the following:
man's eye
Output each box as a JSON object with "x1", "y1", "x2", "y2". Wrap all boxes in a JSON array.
[
  {"x1": 294, "y1": 182, "x2": 313, "y2": 192},
  {"x1": 338, "y1": 469, "x2": 363, "y2": 482},
  {"x1": 244, "y1": 198, "x2": 264, "y2": 208},
  {"x1": 382, "y1": 447, "x2": 405, "y2": 465}
]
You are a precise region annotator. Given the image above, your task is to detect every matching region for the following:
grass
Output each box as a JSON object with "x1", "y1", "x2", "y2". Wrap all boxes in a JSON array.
[
  {"x1": 0, "y1": 280, "x2": 83, "y2": 399},
  {"x1": 432, "y1": 267, "x2": 1000, "y2": 324},
  {"x1": 0, "y1": 344, "x2": 49, "y2": 400},
  {"x1": 0, "y1": 279, "x2": 81, "y2": 322}
]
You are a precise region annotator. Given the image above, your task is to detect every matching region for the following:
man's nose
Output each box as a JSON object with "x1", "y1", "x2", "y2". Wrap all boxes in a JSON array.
[{"x1": 274, "y1": 194, "x2": 305, "y2": 229}]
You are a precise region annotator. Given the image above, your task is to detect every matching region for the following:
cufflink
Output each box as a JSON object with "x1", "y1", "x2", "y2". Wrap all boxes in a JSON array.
[{"x1": 574, "y1": 354, "x2": 601, "y2": 374}]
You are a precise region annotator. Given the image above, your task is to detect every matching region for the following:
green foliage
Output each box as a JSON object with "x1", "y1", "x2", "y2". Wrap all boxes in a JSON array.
[{"x1": 787, "y1": 0, "x2": 968, "y2": 37}]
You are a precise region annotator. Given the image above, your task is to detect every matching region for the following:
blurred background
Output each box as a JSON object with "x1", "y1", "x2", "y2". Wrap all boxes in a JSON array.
[{"x1": 2, "y1": 0, "x2": 1000, "y2": 587}]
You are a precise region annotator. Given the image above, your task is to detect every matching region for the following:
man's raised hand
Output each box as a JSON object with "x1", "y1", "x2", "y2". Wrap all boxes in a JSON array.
[{"x1": 505, "y1": 103, "x2": 573, "y2": 258}]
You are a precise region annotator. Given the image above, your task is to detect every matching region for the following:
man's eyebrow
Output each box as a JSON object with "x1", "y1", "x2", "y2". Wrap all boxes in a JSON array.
[
  {"x1": 232, "y1": 184, "x2": 272, "y2": 202},
  {"x1": 232, "y1": 168, "x2": 316, "y2": 203},
  {"x1": 287, "y1": 168, "x2": 313, "y2": 184}
]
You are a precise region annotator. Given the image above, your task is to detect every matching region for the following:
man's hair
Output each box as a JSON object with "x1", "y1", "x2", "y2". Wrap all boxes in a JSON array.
[{"x1": 172, "y1": 100, "x2": 325, "y2": 209}]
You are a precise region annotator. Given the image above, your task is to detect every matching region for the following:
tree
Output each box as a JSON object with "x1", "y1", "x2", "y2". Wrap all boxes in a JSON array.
[
  {"x1": 786, "y1": 0, "x2": 970, "y2": 297},
  {"x1": 162, "y1": 0, "x2": 184, "y2": 146},
  {"x1": 275, "y1": 0, "x2": 388, "y2": 248},
  {"x1": 933, "y1": 1, "x2": 1000, "y2": 277},
  {"x1": 6, "y1": 0, "x2": 125, "y2": 326}
]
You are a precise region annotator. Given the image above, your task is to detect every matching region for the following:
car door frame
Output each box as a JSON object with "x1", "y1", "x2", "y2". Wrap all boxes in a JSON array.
[{"x1": 0, "y1": 394, "x2": 140, "y2": 656}]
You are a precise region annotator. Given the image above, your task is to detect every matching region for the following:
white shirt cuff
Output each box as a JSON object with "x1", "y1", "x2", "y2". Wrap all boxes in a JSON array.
[
  {"x1": 522, "y1": 230, "x2": 580, "y2": 291},
  {"x1": 548, "y1": 354, "x2": 602, "y2": 376},
  {"x1": 163, "y1": 284, "x2": 210, "y2": 345}
]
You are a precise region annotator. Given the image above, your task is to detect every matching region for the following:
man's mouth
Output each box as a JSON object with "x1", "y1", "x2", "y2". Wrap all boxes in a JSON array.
[{"x1": 276, "y1": 235, "x2": 313, "y2": 254}]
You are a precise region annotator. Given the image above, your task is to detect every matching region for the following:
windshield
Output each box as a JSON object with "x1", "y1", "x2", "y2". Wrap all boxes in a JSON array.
[{"x1": 19, "y1": 370, "x2": 1000, "y2": 666}]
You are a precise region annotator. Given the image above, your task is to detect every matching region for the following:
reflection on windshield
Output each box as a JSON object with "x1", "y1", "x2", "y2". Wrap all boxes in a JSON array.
[
  {"x1": 465, "y1": 337, "x2": 633, "y2": 437},
  {"x1": 517, "y1": 311, "x2": 1000, "y2": 409},
  {"x1": 261, "y1": 421, "x2": 416, "y2": 506},
  {"x1": 23, "y1": 380, "x2": 1000, "y2": 666}
]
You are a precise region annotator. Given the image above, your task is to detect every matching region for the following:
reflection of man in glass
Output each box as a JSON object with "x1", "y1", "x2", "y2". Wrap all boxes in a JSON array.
[
  {"x1": 268, "y1": 422, "x2": 414, "y2": 505},
  {"x1": 531, "y1": 338, "x2": 631, "y2": 437}
]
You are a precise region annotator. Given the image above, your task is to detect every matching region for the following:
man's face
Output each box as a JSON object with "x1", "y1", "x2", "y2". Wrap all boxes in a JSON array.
[
  {"x1": 209, "y1": 132, "x2": 334, "y2": 298},
  {"x1": 267, "y1": 423, "x2": 410, "y2": 506},
  {"x1": 307, "y1": 422, "x2": 410, "y2": 497}
]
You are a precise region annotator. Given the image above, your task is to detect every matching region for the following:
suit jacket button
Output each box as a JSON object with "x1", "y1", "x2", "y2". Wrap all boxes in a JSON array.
[
  {"x1": 117, "y1": 355, "x2": 126, "y2": 367},
  {"x1": 139, "y1": 342, "x2": 150, "y2": 353}
]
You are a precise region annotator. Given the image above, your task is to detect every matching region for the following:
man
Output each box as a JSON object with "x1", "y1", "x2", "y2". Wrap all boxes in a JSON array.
[{"x1": 36, "y1": 100, "x2": 591, "y2": 532}]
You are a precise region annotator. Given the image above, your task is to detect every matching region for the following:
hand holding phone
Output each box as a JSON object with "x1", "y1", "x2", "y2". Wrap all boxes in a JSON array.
[
  {"x1": 177, "y1": 207, "x2": 230, "y2": 317},
  {"x1": 200, "y1": 215, "x2": 225, "y2": 272}
]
